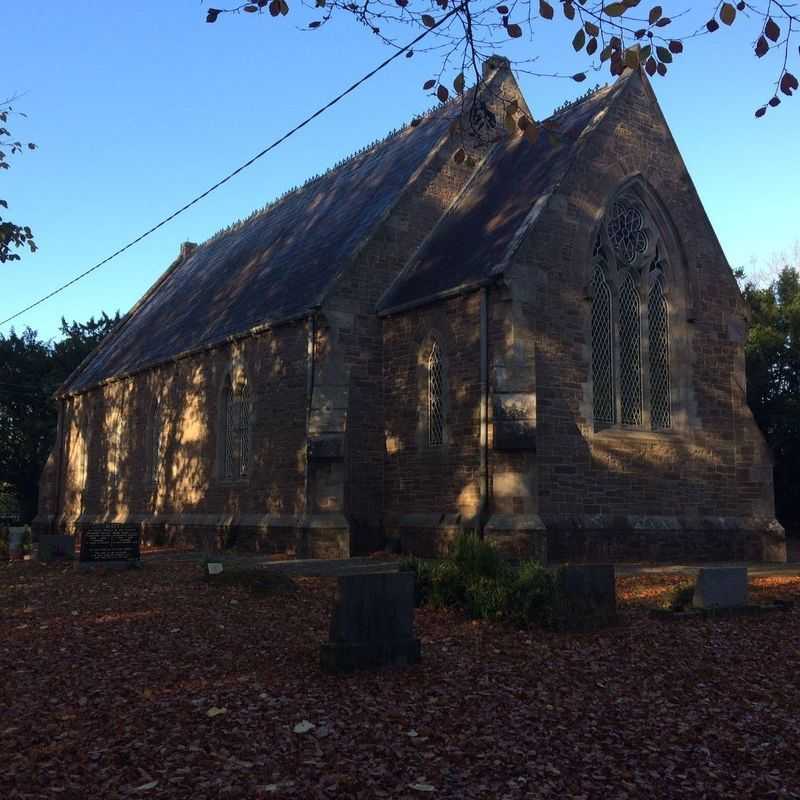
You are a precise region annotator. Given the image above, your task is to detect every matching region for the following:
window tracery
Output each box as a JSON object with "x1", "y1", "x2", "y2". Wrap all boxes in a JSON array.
[
  {"x1": 590, "y1": 194, "x2": 673, "y2": 432},
  {"x1": 607, "y1": 201, "x2": 648, "y2": 264},
  {"x1": 591, "y1": 263, "x2": 615, "y2": 425},
  {"x1": 222, "y1": 377, "x2": 250, "y2": 479},
  {"x1": 427, "y1": 341, "x2": 444, "y2": 447}
]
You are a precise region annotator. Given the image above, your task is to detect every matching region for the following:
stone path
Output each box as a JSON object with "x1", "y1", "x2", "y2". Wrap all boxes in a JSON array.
[{"x1": 143, "y1": 548, "x2": 800, "y2": 579}]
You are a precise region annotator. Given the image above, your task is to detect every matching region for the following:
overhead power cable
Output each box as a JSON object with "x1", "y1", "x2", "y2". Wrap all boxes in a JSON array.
[{"x1": 1, "y1": 6, "x2": 462, "y2": 329}]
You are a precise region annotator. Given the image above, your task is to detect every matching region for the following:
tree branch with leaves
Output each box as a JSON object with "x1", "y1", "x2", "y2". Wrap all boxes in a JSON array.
[
  {"x1": 0, "y1": 96, "x2": 37, "y2": 264},
  {"x1": 204, "y1": 0, "x2": 798, "y2": 119}
]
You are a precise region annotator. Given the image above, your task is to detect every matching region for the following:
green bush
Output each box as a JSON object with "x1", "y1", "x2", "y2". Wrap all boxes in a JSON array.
[
  {"x1": 507, "y1": 560, "x2": 556, "y2": 627},
  {"x1": 403, "y1": 533, "x2": 557, "y2": 627},
  {"x1": 463, "y1": 574, "x2": 511, "y2": 619},
  {"x1": 451, "y1": 532, "x2": 506, "y2": 580},
  {"x1": 399, "y1": 556, "x2": 434, "y2": 607},
  {"x1": 430, "y1": 559, "x2": 467, "y2": 609}
]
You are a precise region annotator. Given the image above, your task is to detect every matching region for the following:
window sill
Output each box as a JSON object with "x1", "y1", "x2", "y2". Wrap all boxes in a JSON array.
[{"x1": 590, "y1": 426, "x2": 682, "y2": 442}]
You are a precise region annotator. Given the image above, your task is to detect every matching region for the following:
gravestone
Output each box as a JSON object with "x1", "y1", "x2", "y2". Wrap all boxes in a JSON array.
[
  {"x1": 552, "y1": 564, "x2": 617, "y2": 631},
  {"x1": 79, "y1": 523, "x2": 141, "y2": 569},
  {"x1": 320, "y1": 571, "x2": 421, "y2": 673},
  {"x1": 38, "y1": 534, "x2": 76, "y2": 562},
  {"x1": 8, "y1": 526, "x2": 28, "y2": 561},
  {"x1": 692, "y1": 567, "x2": 747, "y2": 609}
]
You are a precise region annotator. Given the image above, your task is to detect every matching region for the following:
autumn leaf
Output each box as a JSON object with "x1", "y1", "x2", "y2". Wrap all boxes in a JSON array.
[
  {"x1": 648, "y1": 5, "x2": 661, "y2": 23},
  {"x1": 507, "y1": 22, "x2": 523, "y2": 37},
  {"x1": 765, "y1": 17, "x2": 780, "y2": 41},
  {"x1": 605, "y1": 2, "x2": 627, "y2": 16},
  {"x1": 539, "y1": 0, "x2": 554, "y2": 19},
  {"x1": 780, "y1": 72, "x2": 798, "y2": 96},
  {"x1": 719, "y1": 3, "x2": 736, "y2": 25}
]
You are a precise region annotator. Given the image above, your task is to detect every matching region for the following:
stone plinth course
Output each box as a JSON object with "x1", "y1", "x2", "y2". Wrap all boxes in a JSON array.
[
  {"x1": 692, "y1": 567, "x2": 748, "y2": 609},
  {"x1": 320, "y1": 571, "x2": 421, "y2": 674}
]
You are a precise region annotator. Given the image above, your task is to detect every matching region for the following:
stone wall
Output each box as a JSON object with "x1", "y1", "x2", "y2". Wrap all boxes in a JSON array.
[
  {"x1": 505, "y1": 70, "x2": 783, "y2": 562},
  {"x1": 382, "y1": 292, "x2": 483, "y2": 555},
  {"x1": 36, "y1": 321, "x2": 321, "y2": 554}
]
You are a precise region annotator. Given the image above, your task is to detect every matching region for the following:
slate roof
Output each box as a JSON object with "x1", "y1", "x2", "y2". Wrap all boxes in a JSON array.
[
  {"x1": 64, "y1": 70, "x2": 630, "y2": 395},
  {"x1": 378, "y1": 75, "x2": 630, "y2": 313},
  {"x1": 63, "y1": 103, "x2": 457, "y2": 394}
]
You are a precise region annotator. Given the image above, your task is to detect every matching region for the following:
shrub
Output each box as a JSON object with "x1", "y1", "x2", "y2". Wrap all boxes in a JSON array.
[
  {"x1": 507, "y1": 560, "x2": 556, "y2": 628},
  {"x1": 463, "y1": 574, "x2": 511, "y2": 620},
  {"x1": 403, "y1": 533, "x2": 558, "y2": 627},
  {"x1": 451, "y1": 532, "x2": 507, "y2": 580},
  {"x1": 430, "y1": 559, "x2": 467, "y2": 609},
  {"x1": 399, "y1": 556, "x2": 434, "y2": 607}
]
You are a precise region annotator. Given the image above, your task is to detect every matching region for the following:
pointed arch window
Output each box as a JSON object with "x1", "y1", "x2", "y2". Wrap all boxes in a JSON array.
[
  {"x1": 427, "y1": 341, "x2": 444, "y2": 447},
  {"x1": 590, "y1": 196, "x2": 673, "y2": 432},
  {"x1": 238, "y1": 384, "x2": 250, "y2": 477},
  {"x1": 618, "y1": 274, "x2": 643, "y2": 426},
  {"x1": 648, "y1": 276, "x2": 671, "y2": 430},
  {"x1": 150, "y1": 401, "x2": 162, "y2": 484},
  {"x1": 222, "y1": 377, "x2": 251, "y2": 479},
  {"x1": 591, "y1": 264, "x2": 615, "y2": 426}
]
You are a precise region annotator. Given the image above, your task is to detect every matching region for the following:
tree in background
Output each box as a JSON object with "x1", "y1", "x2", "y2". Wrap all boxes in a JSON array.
[
  {"x1": 740, "y1": 255, "x2": 800, "y2": 537},
  {"x1": 0, "y1": 312, "x2": 119, "y2": 521},
  {"x1": 0, "y1": 96, "x2": 36, "y2": 263}
]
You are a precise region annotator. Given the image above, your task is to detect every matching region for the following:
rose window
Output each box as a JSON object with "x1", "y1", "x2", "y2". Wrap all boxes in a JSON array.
[{"x1": 607, "y1": 202, "x2": 648, "y2": 264}]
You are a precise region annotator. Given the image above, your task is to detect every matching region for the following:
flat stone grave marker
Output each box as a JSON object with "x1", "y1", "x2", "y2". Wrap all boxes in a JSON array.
[
  {"x1": 320, "y1": 571, "x2": 421, "y2": 674},
  {"x1": 8, "y1": 526, "x2": 27, "y2": 561},
  {"x1": 79, "y1": 523, "x2": 141, "y2": 570},
  {"x1": 552, "y1": 564, "x2": 617, "y2": 631},
  {"x1": 693, "y1": 567, "x2": 747, "y2": 609},
  {"x1": 38, "y1": 534, "x2": 76, "y2": 562}
]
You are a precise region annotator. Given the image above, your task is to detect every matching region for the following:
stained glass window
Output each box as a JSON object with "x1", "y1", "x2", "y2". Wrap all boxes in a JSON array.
[
  {"x1": 238, "y1": 384, "x2": 250, "y2": 477},
  {"x1": 223, "y1": 382, "x2": 235, "y2": 479},
  {"x1": 150, "y1": 402, "x2": 161, "y2": 483},
  {"x1": 619, "y1": 274, "x2": 643, "y2": 426},
  {"x1": 428, "y1": 342, "x2": 444, "y2": 447},
  {"x1": 591, "y1": 265, "x2": 615, "y2": 426},
  {"x1": 648, "y1": 278, "x2": 671, "y2": 430},
  {"x1": 607, "y1": 201, "x2": 648, "y2": 264}
]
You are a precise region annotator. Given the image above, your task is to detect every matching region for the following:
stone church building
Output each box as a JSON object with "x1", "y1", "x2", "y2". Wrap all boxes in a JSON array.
[{"x1": 35, "y1": 58, "x2": 786, "y2": 562}]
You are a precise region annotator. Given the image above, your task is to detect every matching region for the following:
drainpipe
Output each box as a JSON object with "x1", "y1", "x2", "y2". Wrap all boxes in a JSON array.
[{"x1": 478, "y1": 287, "x2": 490, "y2": 536}]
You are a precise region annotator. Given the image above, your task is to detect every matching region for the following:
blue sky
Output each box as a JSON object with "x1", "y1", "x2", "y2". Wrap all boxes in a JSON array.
[{"x1": 2, "y1": 1, "x2": 797, "y2": 339}]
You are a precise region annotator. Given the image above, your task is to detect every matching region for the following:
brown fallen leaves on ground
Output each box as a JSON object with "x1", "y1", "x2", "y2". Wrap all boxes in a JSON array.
[{"x1": 2, "y1": 561, "x2": 800, "y2": 799}]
